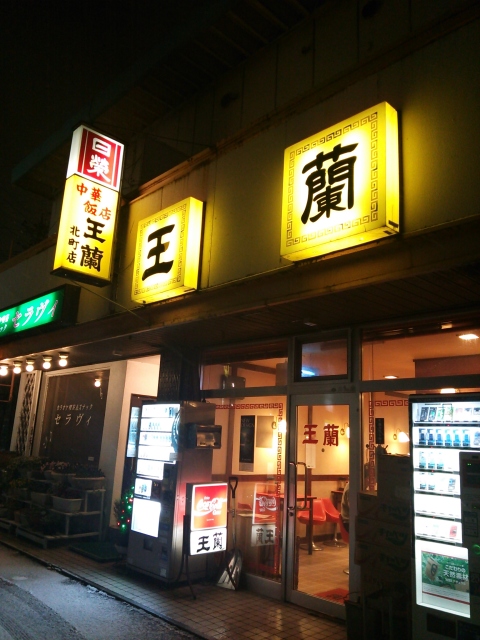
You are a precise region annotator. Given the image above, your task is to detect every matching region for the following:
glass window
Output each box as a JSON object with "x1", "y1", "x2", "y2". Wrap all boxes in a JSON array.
[
  {"x1": 210, "y1": 395, "x2": 287, "y2": 582},
  {"x1": 362, "y1": 323, "x2": 480, "y2": 381},
  {"x1": 295, "y1": 333, "x2": 349, "y2": 381},
  {"x1": 201, "y1": 341, "x2": 288, "y2": 390}
]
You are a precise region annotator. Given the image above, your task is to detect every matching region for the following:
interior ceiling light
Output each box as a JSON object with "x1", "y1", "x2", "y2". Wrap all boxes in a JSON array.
[
  {"x1": 458, "y1": 333, "x2": 479, "y2": 341},
  {"x1": 94, "y1": 378, "x2": 101, "y2": 387},
  {"x1": 441, "y1": 388, "x2": 457, "y2": 394},
  {"x1": 384, "y1": 375, "x2": 397, "y2": 379},
  {"x1": 58, "y1": 353, "x2": 69, "y2": 367},
  {"x1": 0, "y1": 365, "x2": 8, "y2": 376},
  {"x1": 26, "y1": 359, "x2": 35, "y2": 372},
  {"x1": 42, "y1": 356, "x2": 52, "y2": 370},
  {"x1": 13, "y1": 361, "x2": 22, "y2": 374}
]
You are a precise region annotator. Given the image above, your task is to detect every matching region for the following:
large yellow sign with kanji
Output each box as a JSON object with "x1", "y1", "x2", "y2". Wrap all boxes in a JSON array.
[
  {"x1": 52, "y1": 175, "x2": 118, "y2": 285},
  {"x1": 281, "y1": 102, "x2": 399, "y2": 261},
  {"x1": 132, "y1": 197, "x2": 203, "y2": 304}
]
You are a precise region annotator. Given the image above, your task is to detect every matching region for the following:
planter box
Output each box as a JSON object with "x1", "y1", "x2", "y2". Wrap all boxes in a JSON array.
[
  {"x1": 52, "y1": 496, "x2": 82, "y2": 513},
  {"x1": 30, "y1": 492, "x2": 50, "y2": 507},
  {"x1": 71, "y1": 477, "x2": 105, "y2": 490},
  {"x1": 11, "y1": 488, "x2": 30, "y2": 501},
  {"x1": 51, "y1": 472, "x2": 76, "y2": 483}
]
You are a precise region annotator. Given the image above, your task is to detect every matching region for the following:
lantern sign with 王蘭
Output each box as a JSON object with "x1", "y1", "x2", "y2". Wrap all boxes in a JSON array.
[{"x1": 52, "y1": 126, "x2": 124, "y2": 286}]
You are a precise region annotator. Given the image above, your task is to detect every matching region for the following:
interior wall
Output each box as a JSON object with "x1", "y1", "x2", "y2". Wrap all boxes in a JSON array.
[{"x1": 109, "y1": 357, "x2": 159, "y2": 525}]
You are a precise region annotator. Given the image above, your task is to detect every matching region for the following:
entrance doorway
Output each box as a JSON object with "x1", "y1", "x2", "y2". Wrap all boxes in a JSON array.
[{"x1": 285, "y1": 395, "x2": 353, "y2": 618}]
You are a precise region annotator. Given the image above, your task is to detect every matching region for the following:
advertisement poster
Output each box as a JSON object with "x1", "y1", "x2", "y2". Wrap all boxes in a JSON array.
[
  {"x1": 40, "y1": 370, "x2": 109, "y2": 464},
  {"x1": 253, "y1": 485, "x2": 279, "y2": 525},
  {"x1": 416, "y1": 540, "x2": 470, "y2": 617},
  {"x1": 191, "y1": 483, "x2": 228, "y2": 531}
]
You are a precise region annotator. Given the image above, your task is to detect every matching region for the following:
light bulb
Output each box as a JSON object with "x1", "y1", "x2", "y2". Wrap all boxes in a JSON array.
[{"x1": 58, "y1": 353, "x2": 69, "y2": 367}]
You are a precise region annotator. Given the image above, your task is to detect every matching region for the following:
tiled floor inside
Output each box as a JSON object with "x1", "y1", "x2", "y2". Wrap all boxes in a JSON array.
[{"x1": 0, "y1": 529, "x2": 347, "y2": 640}]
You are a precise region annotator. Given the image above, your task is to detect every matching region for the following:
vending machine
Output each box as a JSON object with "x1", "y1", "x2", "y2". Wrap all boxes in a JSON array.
[
  {"x1": 410, "y1": 393, "x2": 480, "y2": 639},
  {"x1": 126, "y1": 400, "x2": 220, "y2": 583}
]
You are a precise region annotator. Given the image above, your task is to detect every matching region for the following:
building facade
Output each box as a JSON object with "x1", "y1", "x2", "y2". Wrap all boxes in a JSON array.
[{"x1": 1, "y1": 0, "x2": 480, "y2": 626}]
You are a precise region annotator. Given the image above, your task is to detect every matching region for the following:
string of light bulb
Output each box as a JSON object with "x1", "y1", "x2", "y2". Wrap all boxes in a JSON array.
[{"x1": 0, "y1": 353, "x2": 70, "y2": 373}]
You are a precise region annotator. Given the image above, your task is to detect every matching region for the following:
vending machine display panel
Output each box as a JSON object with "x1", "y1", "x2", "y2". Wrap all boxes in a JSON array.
[{"x1": 411, "y1": 393, "x2": 480, "y2": 636}]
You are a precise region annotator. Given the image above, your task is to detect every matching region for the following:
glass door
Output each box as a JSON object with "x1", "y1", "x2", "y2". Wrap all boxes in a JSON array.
[{"x1": 285, "y1": 394, "x2": 354, "y2": 618}]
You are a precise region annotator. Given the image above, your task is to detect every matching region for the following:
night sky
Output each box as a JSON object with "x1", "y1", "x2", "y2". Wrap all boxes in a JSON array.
[{"x1": 0, "y1": 0, "x2": 194, "y2": 265}]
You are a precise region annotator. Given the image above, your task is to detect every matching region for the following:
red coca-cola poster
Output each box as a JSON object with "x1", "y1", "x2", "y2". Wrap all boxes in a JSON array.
[
  {"x1": 253, "y1": 485, "x2": 279, "y2": 524},
  {"x1": 191, "y1": 483, "x2": 228, "y2": 531}
]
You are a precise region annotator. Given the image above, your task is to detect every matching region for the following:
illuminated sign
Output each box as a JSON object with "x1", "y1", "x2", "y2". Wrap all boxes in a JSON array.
[
  {"x1": 281, "y1": 102, "x2": 399, "y2": 261},
  {"x1": 190, "y1": 483, "x2": 228, "y2": 531},
  {"x1": 188, "y1": 482, "x2": 228, "y2": 556},
  {"x1": 132, "y1": 197, "x2": 203, "y2": 304},
  {"x1": 52, "y1": 125, "x2": 124, "y2": 286},
  {"x1": 0, "y1": 286, "x2": 79, "y2": 339},
  {"x1": 67, "y1": 126, "x2": 124, "y2": 191}
]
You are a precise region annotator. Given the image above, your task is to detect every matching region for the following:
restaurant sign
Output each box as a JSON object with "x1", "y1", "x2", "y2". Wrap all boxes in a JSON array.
[
  {"x1": 281, "y1": 102, "x2": 399, "y2": 261},
  {"x1": 0, "y1": 285, "x2": 79, "y2": 340},
  {"x1": 52, "y1": 125, "x2": 124, "y2": 286},
  {"x1": 132, "y1": 197, "x2": 203, "y2": 304}
]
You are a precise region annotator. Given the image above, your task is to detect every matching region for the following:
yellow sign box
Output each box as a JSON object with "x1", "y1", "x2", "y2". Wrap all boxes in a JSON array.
[
  {"x1": 281, "y1": 102, "x2": 399, "y2": 261},
  {"x1": 52, "y1": 174, "x2": 118, "y2": 286},
  {"x1": 132, "y1": 197, "x2": 203, "y2": 304}
]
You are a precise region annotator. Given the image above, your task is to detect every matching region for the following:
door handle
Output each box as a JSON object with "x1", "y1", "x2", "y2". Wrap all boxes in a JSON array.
[
  {"x1": 288, "y1": 461, "x2": 307, "y2": 514},
  {"x1": 296, "y1": 462, "x2": 307, "y2": 511},
  {"x1": 288, "y1": 462, "x2": 297, "y2": 516}
]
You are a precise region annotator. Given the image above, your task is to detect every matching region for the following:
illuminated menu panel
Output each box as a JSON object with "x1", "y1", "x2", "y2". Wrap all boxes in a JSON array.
[{"x1": 137, "y1": 403, "x2": 180, "y2": 467}]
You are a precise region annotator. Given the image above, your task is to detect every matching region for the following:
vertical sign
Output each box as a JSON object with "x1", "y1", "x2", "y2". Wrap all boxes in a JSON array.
[{"x1": 52, "y1": 125, "x2": 124, "y2": 286}]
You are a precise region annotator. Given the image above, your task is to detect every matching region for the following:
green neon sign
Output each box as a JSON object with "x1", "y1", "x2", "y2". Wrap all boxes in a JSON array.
[{"x1": 0, "y1": 289, "x2": 65, "y2": 338}]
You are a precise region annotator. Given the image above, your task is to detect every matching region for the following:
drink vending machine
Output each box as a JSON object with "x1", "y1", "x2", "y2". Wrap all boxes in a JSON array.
[
  {"x1": 126, "y1": 400, "x2": 221, "y2": 583},
  {"x1": 410, "y1": 393, "x2": 480, "y2": 639}
]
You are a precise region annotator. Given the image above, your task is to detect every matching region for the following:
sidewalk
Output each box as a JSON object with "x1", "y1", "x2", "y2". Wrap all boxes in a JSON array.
[{"x1": 0, "y1": 530, "x2": 347, "y2": 640}]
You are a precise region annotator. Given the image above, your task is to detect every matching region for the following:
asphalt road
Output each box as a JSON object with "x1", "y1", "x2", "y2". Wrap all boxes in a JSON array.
[{"x1": 0, "y1": 544, "x2": 200, "y2": 640}]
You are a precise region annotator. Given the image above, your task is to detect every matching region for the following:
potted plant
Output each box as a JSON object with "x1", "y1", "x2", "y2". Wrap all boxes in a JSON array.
[
  {"x1": 41, "y1": 461, "x2": 77, "y2": 482},
  {"x1": 8, "y1": 477, "x2": 30, "y2": 501},
  {"x1": 71, "y1": 465, "x2": 105, "y2": 490},
  {"x1": 51, "y1": 482, "x2": 83, "y2": 513},
  {"x1": 111, "y1": 487, "x2": 134, "y2": 552}
]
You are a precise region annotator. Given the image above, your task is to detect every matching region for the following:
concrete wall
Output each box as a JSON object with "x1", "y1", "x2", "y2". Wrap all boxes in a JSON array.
[{"x1": 2, "y1": 2, "x2": 479, "y2": 322}]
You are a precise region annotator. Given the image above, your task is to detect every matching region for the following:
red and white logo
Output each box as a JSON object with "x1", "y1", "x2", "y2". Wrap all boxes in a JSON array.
[{"x1": 67, "y1": 126, "x2": 124, "y2": 191}]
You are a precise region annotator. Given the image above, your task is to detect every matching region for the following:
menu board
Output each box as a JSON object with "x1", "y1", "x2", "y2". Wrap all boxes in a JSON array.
[{"x1": 137, "y1": 403, "x2": 180, "y2": 473}]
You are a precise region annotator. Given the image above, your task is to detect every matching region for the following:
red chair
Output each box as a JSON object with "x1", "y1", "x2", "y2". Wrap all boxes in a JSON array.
[
  {"x1": 237, "y1": 502, "x2": 253, "y2": 512},
  {"x1": 321, "y1": 498, "x2": 347, "y2": 548},
  {"x1": 297, "y1": 498, "x2": 326, "y2": 552}
]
